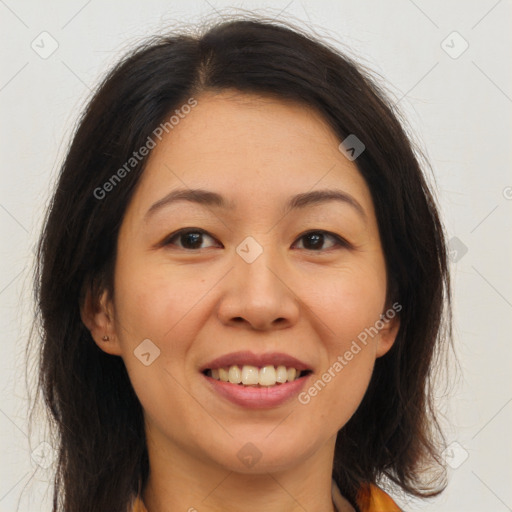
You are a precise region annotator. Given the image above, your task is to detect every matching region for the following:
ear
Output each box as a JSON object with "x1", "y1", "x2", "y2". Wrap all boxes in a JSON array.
[
  {"x1": 80, "y1": 286, "x2": 123, "y2": 356},
  {"x1": 375, "y1": 310, "x2": 400, "y2": 358}
]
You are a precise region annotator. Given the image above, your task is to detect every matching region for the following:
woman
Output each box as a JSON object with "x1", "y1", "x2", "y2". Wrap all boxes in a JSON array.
[{"x1": 30, "y1": 14, "x2": 451, "y2": 512}]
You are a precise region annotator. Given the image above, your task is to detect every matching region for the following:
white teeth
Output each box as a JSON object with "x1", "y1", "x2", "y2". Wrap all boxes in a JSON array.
[
  {"x1": 259, "y1": 365, "x2": 276, "y2": 386},
  {"x1": 228, "y1": 365, "x2": 242, "y2": 384},
  {"x1": 241, "y1": 365, "x2": 259, "y2": 385},
  {"x1": 276, "y1": 365, "x2": 288, "y2": 383},
  {"x1": 207, "y1": 364, "x2": 305, "y2": 386}
]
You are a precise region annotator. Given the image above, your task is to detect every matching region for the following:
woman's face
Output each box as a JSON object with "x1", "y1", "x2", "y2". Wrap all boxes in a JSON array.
[{"x1": 87, "y1": 90, "x2": 398, "y2": 474}]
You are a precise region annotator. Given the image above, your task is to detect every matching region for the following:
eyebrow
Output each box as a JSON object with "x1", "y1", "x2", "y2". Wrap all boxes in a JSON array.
[{"x1": 144, "y1": 187, "x2": 366, "y2": 221}]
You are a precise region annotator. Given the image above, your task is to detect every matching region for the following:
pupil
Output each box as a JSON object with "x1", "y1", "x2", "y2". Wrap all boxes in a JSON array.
[
  {"x1": 305, "y1": 233, "x2": 323, "y2": 249},
  {"x1": 183, "y1": 232, "x2": 202, "y2": 249}
]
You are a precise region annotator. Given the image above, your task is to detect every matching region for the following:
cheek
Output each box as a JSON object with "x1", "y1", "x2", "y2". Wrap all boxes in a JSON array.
[
  {"x1": 311, "y1": 259, "x2": 386, "y2": 343},
  {"x1": 299, "y1": 326, "x2": 377, "y2": 433},
  {"x1": 113, "y1": 257, "x2": 213, "y2": 344},
  {"x1": 112, "y1": 257, "x2": 219, "y2": 403},
  {"x1": 298, "y1": 262, "x2": 385, "y2": 422},
  {"x1": 111, "y1": 262, "x2": 210, "y2": 437}
]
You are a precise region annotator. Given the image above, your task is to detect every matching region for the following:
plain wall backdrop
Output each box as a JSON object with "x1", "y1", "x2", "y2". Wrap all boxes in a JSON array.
[{"x1": 1, "y1": 1, "x2": 511, "y2": 510}]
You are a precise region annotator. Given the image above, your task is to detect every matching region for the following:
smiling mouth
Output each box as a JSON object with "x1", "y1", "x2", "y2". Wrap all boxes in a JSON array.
[{"x1": 202, "y1": 365, "x2": 312, "y2": 387}]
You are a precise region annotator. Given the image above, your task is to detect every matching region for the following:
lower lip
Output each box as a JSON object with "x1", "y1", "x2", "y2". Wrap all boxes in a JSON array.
[{"x1": 203, "y1": 373, "x2": 311, "y2": 409}]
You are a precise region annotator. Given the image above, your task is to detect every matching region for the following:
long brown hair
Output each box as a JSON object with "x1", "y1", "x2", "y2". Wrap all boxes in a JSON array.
[{"x1": 28, "y1": 12, "x2": 452, "y2": 512}]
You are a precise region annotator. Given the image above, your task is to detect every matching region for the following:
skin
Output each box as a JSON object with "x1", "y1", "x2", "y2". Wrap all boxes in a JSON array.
[{"x1": 82, "y1": 90, "x2": 399, "y2": 512}]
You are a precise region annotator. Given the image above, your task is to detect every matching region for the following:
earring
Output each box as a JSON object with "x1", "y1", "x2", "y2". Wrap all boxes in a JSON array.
[{"x1": 102, "y1": 335, "x2": 110, "y2": 341}]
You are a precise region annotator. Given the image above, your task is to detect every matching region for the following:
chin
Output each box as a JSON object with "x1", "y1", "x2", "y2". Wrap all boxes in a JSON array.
[{"x1": 208, "y1": 434, "x2": 319, "y2": 474}]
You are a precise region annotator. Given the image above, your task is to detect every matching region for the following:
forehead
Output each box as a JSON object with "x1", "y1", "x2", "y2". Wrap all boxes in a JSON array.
[
  {"x1": 153, "y1": 90, "x2": 342, "y2": 163},
  {"x1": 127, "y1": 90, "x2": 374, "y2": 220}
]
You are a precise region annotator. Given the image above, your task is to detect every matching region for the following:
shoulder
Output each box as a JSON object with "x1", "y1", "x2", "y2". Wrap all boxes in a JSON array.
[{"x1": 356, "y1": 483, "x2": 402, "y2": 512}]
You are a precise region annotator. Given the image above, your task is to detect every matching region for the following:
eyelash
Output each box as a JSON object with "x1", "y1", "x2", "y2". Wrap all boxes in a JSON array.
[{"x1": 162, "y1": 228, "x2": 351, "y2": 252}]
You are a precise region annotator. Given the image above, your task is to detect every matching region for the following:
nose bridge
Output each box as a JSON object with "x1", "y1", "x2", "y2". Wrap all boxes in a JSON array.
[
  {"x1": 216, "y1": 234, "x2": 299, "y2": 330},
  {"x1": 236, "y1": 234, "x2": 287, "y2": 299}
]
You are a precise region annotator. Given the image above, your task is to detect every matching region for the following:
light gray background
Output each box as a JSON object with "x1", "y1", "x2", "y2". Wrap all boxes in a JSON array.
[{"x1": 1, "y1": 1, "x2": 511, "y2": 511}]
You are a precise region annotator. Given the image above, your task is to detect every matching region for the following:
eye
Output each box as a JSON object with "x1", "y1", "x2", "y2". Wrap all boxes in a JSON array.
[
  {"x1": 162, "y1": 228, "x2": 349, "y2": 252},
  {"x1": 163, "y1": 228, "x2": 220, "y2": 250},
  {"x1": 293, "y1": 230, "x2": 349, "y2": 251}
]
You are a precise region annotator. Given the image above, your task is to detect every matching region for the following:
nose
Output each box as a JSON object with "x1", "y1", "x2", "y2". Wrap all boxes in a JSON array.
[{"x1": 216, "y1": 244, "x2": 300, "y2": 332}]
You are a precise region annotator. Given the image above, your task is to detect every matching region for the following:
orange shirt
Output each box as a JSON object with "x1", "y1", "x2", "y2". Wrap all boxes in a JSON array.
[
  {"x1": 354, "y1": 483, "x2": 401, "y2": 511},
  {"x1": 131, "y1": 481, "x2": 401, "y2": 512}
]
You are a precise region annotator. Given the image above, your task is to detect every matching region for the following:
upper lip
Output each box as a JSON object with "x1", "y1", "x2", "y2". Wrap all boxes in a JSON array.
[{"x1": 200, "y1": 351, "x2": 312, "y2": 372}]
